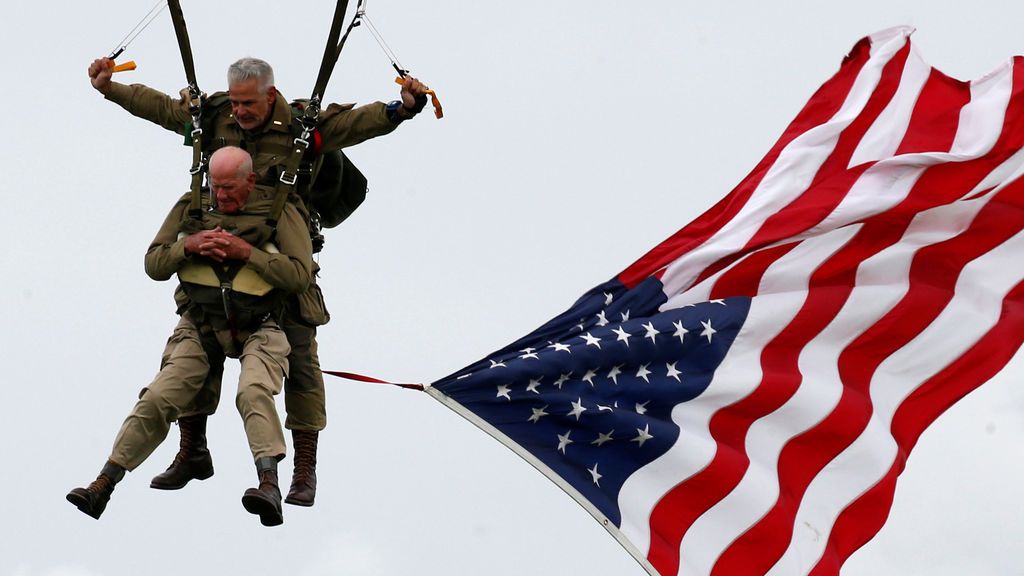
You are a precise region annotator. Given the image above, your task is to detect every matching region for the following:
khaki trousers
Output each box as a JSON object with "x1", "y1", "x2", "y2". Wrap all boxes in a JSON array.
[
  {"x1": 179, "y1": 305, "x2": 327, "y2": 431},
  {"x1": 109, "y1": 316, "x2": 289, "y2": 470}
]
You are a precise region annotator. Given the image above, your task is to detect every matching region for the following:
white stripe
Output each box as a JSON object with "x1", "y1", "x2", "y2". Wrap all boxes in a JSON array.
[
  {"x1": 848, "y1": 42, "x2": 930, "y2": 167},
  {"x1": 805, "y1": 62, "x2": 1016, "y2": 238},
  {"x1": 677, "y1": 231, "x2": 916, "y2": 575},
  {"x1": 656, "y1": 29, "x2": 911, "y2": 299},
  {"x1": 616, "y1": 227, "x2": 857, "y2": 565},
  {"x1": 769, "y1": 184, "x2": 1023, "y2": 576},
  {"x1": 949, "y1": 61, "x2": 1013, "y2": 156}
]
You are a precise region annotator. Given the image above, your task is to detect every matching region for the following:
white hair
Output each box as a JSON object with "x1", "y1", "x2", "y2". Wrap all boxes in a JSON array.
[{"x1": 227, "y1": 58, "x2": 275, "y2": 94}]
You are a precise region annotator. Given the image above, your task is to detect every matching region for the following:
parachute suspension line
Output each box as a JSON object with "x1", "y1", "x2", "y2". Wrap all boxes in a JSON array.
[
  {"x1": 106, "y1": 0, "x2": 167, "y2": 73},
  {"x1": 359, "y1": 10, "x2": 408, "y2": 78},
  {"x1": 358, "y1": 4, "x2": 444, "y2": 118}
]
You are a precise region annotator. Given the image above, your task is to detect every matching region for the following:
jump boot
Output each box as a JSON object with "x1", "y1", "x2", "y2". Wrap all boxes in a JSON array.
[
  {"x1": 66, "y1": 461, "x2": 125, "y2": 519},
  {"x1": 241, "y1": 457, "x2": 284, "y2": 526},
  {"x1": 150, "y1": 414, "x2": 214, "y2": 490},
  {"x1": 285, "y1": 430, "x2": 318, "y2": 507}
]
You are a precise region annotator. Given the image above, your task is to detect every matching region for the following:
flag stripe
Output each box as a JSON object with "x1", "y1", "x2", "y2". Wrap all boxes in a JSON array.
[
  {"x1": 635, "y1": 42, "x2": 1024, "y2": 576},
  {"x1": 717, "y1": 174, "x2": 1024, "y2": 576},
  {"x1": 706, "y1": 61, "x2": 1024, "y2": 576},
  {"x1": 811, "y1": 278, "x2": 1024, "y2": 576},
  {"x1": 430, "y1": 29, "x2": 1024, "y2": 576},
  {"x1": 616, "y1": 28, "x2": 893, "y2": 289},
  {"x1": 652, "y1": 29, "x2": 913, "y2": 302}
]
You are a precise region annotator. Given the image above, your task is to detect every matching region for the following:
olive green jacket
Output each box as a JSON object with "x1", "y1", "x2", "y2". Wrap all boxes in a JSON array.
[
  {"x1": 145, "y1": 187, "x2": 313, "y2": 296},
  {"x1": 104, "y1": 82, "x2": 398, "y2": 183}
]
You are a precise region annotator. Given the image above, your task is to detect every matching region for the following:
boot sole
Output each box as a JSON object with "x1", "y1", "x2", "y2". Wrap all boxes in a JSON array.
[
  {"x1": 284, "y1": 494, "x2": 315, "y2": 507},
  {"x1": 66, "y1": 492, "x2": 102, "y2": 520},
  {"x1": 149, "y1": 467, "x2": 215, "y2": 490},
  {"x1": 241, "y1": 492, "x2": 284, "y2": 527}
]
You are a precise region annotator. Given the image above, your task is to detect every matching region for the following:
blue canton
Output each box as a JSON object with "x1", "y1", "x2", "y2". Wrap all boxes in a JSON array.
[{"x1": 433, "y1": 277, "x2": 751, "y2": 526}]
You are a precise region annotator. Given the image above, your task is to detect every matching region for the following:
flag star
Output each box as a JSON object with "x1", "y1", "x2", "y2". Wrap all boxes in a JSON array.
[
  {"x1": 632, "y1": 424, "x2": 654, "y2": 447},
  {"x1": 557, "y1": 431, "x2": 573, "y2": 454},
  {"x1": 568, "y1": 398, "x2": 587, "y2": 420},
  {"x1": 672, "y1": 320, "x2": 689, "y2": 344},
  {"x1": 456, "y1": 373, "x2": 472, "y2": 380},
  {"x1": 489, "y1": 359, "x2": 507, "y2": 369},
  {"x1": 635, "y1": 401, "x2": 650, "y2": 415},
  {"x1": 597, "y1": 404, "x2": 614, "y2": 412},
  {"x1": 613, "y1": 326, "x2": 632, "y2": 347},
  {"x1": 528, "y1": 405, "x2": 549, "y2": 423},
  {"x1": 643, "y1": 322, "x2": 659, "y2": 344},
  {"x1": 519, "y1": 348, "x2": 539, "y2": 360},
  {"x1": 620, "y1": 310, "x2": 631, "y2": 322},
  {"x1": 581, "y1": 332, "x2": 602, "y2": 349},
  {"x1": 592, "y1": 430, "x2": 614, "y2": 446},
  {"x1": 666, "y1": 362, "x2": 682, "y2": 382},
  {"x1": 496, "y1": 384, "x2": 511, "y2": 400},
  {"x1": 588, "y1": 463, "x2": 603, "y2": 486},
  {"x1": 604, "y1": 292, "x2": 614, "y2": 306},
  {"x1": 711, "y1": 299, "x2": 727, "y2": 306},
  {"x1": 526, "y1": 378, "x2": 542, "y2": 394},
  {"x1": 549, "y1": 342, "x2": 572, "y2": 353},
  {"x1": 582, "y1": 369, "x2": 598, "y2": 386},
  {"x1": 607, "y1": 364, "x2": 623, "y2": 384},
  {"x1": 553, "y1": 373, "x2": 572, "y2": 389},
  {"x1": 636, "y1": 363, "x2": 652, "y2": 383},
  {"x1": 701, "y1": 319, "x2": 717, "y2": 343},
  {"x1": 596, "y1": 310, "x2": 609, "y2": 327},
  {"x1": 574, "y1": 322, "x2": 585, "y2": 332}
]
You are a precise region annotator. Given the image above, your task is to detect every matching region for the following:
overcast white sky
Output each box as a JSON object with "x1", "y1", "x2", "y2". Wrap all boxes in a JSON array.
[{"x1": 3, "y1": 1, "x2": 1024, "y2": 575}]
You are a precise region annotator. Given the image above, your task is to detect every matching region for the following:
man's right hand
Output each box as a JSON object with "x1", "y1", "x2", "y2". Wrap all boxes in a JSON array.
[{"x1": 88, "y1": 58, "x2": 113, "y2": 94}]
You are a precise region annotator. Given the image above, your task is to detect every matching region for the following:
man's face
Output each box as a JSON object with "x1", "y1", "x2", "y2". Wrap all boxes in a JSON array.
[
  {"x1": 228, "y1": 78, "x2": 276, "y2": 130},
  {"x1": 210, "y1": 166, "x2": 256, "y2": 214}
]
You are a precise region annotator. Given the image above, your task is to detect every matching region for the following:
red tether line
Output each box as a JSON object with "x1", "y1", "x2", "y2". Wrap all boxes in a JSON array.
[{"x1": 323, "y1": 370, "x2": 425, "y2": 391}]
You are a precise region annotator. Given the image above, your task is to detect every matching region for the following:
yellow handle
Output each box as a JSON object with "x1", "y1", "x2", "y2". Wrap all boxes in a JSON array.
[
  {"x1": 394, "y1": 76, "x2": 444, "y2": 119},
  {"x1": 111, "y1": 60, "x2": 137, "y2": 73}
]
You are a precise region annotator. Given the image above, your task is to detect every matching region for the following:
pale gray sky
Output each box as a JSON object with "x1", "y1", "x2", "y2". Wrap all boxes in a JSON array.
[{"x1": 3, "y1": 1, "x2": 1023, "y2": 575}]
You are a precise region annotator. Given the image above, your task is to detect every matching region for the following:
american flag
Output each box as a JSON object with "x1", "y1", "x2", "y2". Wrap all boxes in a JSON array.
[{"x1": 428, "y1": 26, "x2": 1024, "y2": 576}]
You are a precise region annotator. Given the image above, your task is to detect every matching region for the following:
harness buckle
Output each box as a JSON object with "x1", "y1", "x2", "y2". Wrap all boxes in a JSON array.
[{"x1": 279, "y1": 170, "x2": 298, "y2": 186}]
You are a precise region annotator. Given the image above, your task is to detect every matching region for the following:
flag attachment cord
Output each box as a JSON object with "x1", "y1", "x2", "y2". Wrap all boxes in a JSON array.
[{"x1": 323, "y1": 370, "x2": 425, "y2": 391}]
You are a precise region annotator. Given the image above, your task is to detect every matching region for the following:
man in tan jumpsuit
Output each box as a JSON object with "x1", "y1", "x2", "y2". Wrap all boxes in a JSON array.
[
  {"x1": 86, "y1": 56, "x2": 430, "y2": 505},
  {"x1": 67, "y1": 147, "x2": 312, "y2": 526}
]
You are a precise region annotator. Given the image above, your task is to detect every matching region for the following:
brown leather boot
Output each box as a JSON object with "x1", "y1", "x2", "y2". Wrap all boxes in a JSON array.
[
  {"x1": 285, "y1": 430, "x2": 318, "y2": 507},
  {"x1": 150, "y1": 415, "x2": 214, "y2": 490},
  {"x1": 241, "y1": 457, "x2": 283, "y2": 527},
  {"x1": 67, "y1": 461, "x2": 125, "y2": 520}
]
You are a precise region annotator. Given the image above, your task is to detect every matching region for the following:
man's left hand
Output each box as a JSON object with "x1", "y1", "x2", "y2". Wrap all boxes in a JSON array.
[
  {"x1": 198, "y1": 230, "x2": 253, "y2": 262},
  {"x1": 399, "y1": 76, "x2": 430, "y2": 118}
]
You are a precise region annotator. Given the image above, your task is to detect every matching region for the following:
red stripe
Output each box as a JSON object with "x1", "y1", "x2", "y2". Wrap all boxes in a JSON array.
[
  {"x1": 644, "y1": 39, "x2": 911, "y2": 576},
  {"x1": 895, "y1": 69, "x2": 972, "y2": 155},
  {"x1": 715, "y1": 59, "x2": 1024, "y2": 576},
  {"x1": 811, "y1": 278, "x2": 1024, "y2": 576},
  {"x1": 718, "y1": 174, "x2": 1024, "y2": 576},
  {"x1": 707, "y1": 243, "x2": 799, "y2": 299},
  {"x1": 617, "y1": 37, "x2": 875, "y2": 289}
]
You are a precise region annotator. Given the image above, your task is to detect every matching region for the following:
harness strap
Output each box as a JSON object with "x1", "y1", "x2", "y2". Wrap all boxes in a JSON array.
[
  {"x1": 167, "y1": 0, "x2": 206, "y2": 222},
  {"x1": 167, "y1": 0, "x2": 199, "y2": 91}
]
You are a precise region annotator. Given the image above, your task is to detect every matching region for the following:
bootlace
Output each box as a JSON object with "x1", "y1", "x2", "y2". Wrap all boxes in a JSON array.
[
  {"x1": 292, "y1": 433, "x2": 317, "y2": 479},
  {"x1": 87, "y1": 474, "x2": 114, "y2": 495}
]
